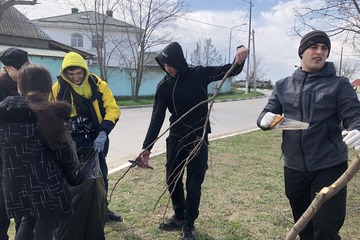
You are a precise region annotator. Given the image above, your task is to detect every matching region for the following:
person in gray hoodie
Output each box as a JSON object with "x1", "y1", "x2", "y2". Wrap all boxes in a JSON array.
[
  {"x1": 137, "y1": 42, "x2": 249, "y2": 240},
  {"x1": 257, "y1": 30, "x2": 360, "y2": 239}
]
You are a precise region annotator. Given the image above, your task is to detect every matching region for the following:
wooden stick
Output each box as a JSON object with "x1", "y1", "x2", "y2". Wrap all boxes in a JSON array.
[{"x1": 285, "y1": 153, "x2": 360, "y2": 240}]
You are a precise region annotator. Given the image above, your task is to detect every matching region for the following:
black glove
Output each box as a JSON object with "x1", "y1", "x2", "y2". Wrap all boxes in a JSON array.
[{"x1": 67, "y1": 169, "x2": 85, "y2": 186}]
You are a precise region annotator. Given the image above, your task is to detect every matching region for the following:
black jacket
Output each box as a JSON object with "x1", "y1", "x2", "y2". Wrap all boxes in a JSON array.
[
  {"x1": 0, "y1": 70, "x2": 18, "y2": 174},
  {"x1": 0, "y1": 71, "x2": 18, "y2": 101},
  {"x1": 257, "y1": 62, "x2": 360, "y2": 171},
  {"x1": 0, "y1": 96, "x2": 82, "y2": 219},
  {"x1": 143, "y1": 42, "x2": 245, "y2": 150}
]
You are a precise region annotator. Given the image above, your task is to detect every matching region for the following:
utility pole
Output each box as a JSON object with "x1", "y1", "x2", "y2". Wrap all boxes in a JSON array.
[
  {"x1": 245, "y1": 0, "x2": 252, "y2": 94},
  {"x1": 228, "y1": 24, "x2": 247, "y2": 63},
  {"x1": 339, "y1": 44, "x2": 344, "y2": 76},
  {"x1": 252, "y1": 29, "x2": 256, "y2": 93}
]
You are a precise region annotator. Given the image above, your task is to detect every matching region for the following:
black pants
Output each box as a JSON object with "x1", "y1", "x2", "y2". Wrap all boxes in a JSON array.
[
  {"x1": 165, "y1": 135, "x2": 208, "y2": 229},
  {"x1": 0, "y1": 185, "x2": 22, "y2": 240},
  {"x1": 284, "y1": 162, "x2": 347, "y2": 240},
  {"x1": 0, "y1": 164, "x2": 21, "y2": 240},
  {"x1": 15, "y1": 215, "x2": 58, "y2": 240},
  {"x1": 0, "y1": 170, "x2": 10, "y2": 240},
  {"x1": 13, "y1": 216, "x2": 35, "y2": 240}
]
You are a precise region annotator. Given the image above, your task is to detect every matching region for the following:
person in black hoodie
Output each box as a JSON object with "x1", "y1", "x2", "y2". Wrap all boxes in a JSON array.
[
  {"x1": 0, "y1": 48, "x2": 29, "y2": 240},
  {"x1": 137, "y1": 42, "x2": 249, "y2": 240},
  {"x1": 257, "y1": 30, "x2": 360, "y2": 239}
]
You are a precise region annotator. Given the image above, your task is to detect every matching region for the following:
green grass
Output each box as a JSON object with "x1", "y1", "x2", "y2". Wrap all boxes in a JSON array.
[
  {"x1": 115, "y1": 95, "x2": 155, "y2": 107},
  {"x1": 100, "y1": 130, "x2": 360, "y2": 239},
  {"x1": 115, "y1": 88, "x2": 264, "y2": 107},
  {"x1": 8, "y1": 119, "x2": 360, "y2": 239}
]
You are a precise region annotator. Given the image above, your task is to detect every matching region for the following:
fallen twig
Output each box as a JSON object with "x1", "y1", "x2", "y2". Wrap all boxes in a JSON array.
[{"x1": 108, "y1": 160, "x2": 138, "y2": 202}]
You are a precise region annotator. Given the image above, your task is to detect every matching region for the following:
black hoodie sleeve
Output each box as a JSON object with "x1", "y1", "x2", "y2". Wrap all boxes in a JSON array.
[
  {"x1": 205, "y1": 61, "x2": 245, "y2": 83},
  {"x1": 142, "y1": 87, "x2": 167, "y2": 151}
]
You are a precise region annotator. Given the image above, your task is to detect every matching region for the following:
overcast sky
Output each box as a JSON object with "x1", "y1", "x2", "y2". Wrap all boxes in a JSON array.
[{"x1": 16, "y1": 0, "x2": 360, "y2": 82}]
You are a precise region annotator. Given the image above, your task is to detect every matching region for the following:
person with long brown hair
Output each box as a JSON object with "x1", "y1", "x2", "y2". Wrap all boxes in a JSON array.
[{"x1": 0, "y1": 63, "x2": 83, "y2": 240}]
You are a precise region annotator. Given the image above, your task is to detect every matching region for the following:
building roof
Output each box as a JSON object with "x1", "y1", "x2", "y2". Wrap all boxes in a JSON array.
[
  {"x1": 0, "y1": 44, "x2": 67, "y2": 58},
  {"x1": 33, "y1": 9, "x2": 135, "y2": 30},
  {"x1": 351, "y1": 79, "x2": 360, "y2": 86},
  {"x1": 0, "y1": 3, "x2": 93, "y2": 59}
]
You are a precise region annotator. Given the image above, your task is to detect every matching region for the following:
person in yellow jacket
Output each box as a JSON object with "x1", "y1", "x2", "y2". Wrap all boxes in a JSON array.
[{"x1": 52, "y1": 51, "x2": 122, "y2": 222}]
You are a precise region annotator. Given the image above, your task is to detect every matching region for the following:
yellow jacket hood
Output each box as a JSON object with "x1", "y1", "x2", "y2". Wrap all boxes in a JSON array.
[
  {"x1": 60, "y1": 52, "x2": 92, "y2": 98},
  {"x1": 60, "y1": 52, "x2": 90, "y2": 82}
]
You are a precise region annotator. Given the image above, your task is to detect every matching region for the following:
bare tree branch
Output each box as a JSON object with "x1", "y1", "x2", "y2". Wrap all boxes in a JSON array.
[
  {"x1": 293, "y1": 0, "x2": 360, "y2": 52},
  {"x1": 77, "y1": 0, "x2": 123, "y2": 81},
  {"x1": 190, "y1": 37, "x2": 223, "y2": 66},
  {"x1": 0, "y1": 0, "x2": 38, "y2": 20},
  {"x1": 116, "y1": 0, "x2": 190, "y2": 100},
  {"x1": 334, "y1": 59, "x2": 360, "y2": 79},
  {"x1": 1, "y1": 0, "x2": 37, "y2": 8}
]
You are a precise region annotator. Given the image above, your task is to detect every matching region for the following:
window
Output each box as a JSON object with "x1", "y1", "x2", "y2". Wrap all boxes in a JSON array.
[
  {"x1": 71, "y1": 33, "x2": 83, "y2": 48},
  {"x1": 92, "y1": 35, "x2": 103, "y2": 49}
]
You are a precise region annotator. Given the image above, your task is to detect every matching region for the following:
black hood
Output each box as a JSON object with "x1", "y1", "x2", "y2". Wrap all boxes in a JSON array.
[{"x1": 155, "y1": 42, "x2": 189, "y2": 75}]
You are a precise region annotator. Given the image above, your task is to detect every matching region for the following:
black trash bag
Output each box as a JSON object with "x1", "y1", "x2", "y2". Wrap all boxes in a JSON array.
[{"x1": 55, "y1": 147, "x2": 107, "y2": 240}]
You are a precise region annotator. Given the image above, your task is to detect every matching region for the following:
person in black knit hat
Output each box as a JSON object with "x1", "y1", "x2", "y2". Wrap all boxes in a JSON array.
[
  {"x1": 257, "y1": 30, "x2": 360, "y2": 239},
  {"x1": 0, "y1": 48, "x2": 29, "y2": 70},
  {"x1": 298, "y1": 30, "x2": 331, "y2": 58}
]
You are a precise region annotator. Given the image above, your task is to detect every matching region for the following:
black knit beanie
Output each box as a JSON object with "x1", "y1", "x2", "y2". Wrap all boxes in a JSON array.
[
  {"x1": 298, "y1": 30, "x2": 331, "y2": 58},
  {"x1": 0, "y1": 48, "x2": 29, "y2": 69}
]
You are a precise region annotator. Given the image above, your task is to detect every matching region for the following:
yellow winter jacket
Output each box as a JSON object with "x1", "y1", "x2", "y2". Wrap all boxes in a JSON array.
[{"x1": 52, "y1": 52, "x2": 120, "y2": 134}]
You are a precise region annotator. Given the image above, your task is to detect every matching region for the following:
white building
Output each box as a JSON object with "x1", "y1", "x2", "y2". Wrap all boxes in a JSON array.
[{"x1": 32, "y1": 8, "x2": 139, "y2": 68}]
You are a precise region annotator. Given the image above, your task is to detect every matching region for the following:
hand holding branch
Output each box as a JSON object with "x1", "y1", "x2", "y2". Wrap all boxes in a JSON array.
[
  {"x1": 235, "y1": 47, "x2": 249, "y2": 65},
  {"x1": 136, "y1": 149, "x2": 152, "y2": 169}
]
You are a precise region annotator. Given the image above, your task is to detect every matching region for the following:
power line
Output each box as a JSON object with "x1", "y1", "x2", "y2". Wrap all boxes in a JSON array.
[
  {"x1": 124, "y1": 0, "x2": 250, "y2": 32},
  {"x1": 179, "y1": 15, "x2": 248, "y2": 31}
]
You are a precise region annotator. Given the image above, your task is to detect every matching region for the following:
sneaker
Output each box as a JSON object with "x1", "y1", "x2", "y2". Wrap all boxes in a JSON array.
[
  {"x1": 159, "y1": 215, "x2": 184, "y2": 231},
  {"x1": 182, "y1": 226, "x2": 195, "y2": 240},
  {"x1": 107, "y1": 209, "x2": 123, "y2": 222}
]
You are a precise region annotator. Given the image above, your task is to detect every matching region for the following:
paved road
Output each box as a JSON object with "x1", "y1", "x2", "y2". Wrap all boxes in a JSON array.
[{"x1": 107, "y1": 93, "x2": 271, "y2": 174}]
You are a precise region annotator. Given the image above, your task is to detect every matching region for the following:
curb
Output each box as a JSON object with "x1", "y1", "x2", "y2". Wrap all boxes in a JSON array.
[
  {"x1": 109, "y1": 127, "x2": 260, "y2": 174},
  {"x1": 120, "y1": 95, "x2": 267, "y2": 109}
]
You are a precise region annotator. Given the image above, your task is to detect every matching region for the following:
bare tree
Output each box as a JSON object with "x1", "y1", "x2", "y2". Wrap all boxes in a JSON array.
[
  {"x1": 248, "y1": 58, "x2": 267, "y2": 88},
  {"x1": 0, "y1": 0, "x2": 37, "y2": 20},
  {"x1": 293, "y1": 0, "x2": 360, "y2": 51},
  {"x1": 190, "y1": 37, "x2": 223, "y2": 66},
  {"x1": 75, "y1": 0, "x2": 125, "y2": 81},
  {"x1": 116, "y1": 0, "x2": 190, "y2": 100},
  {"x1": 333, "y1": 59, "x2": 360, "y2": 79},
  {"x1": 237, "y1": 57, "x2": 268, "y2": 88}
]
